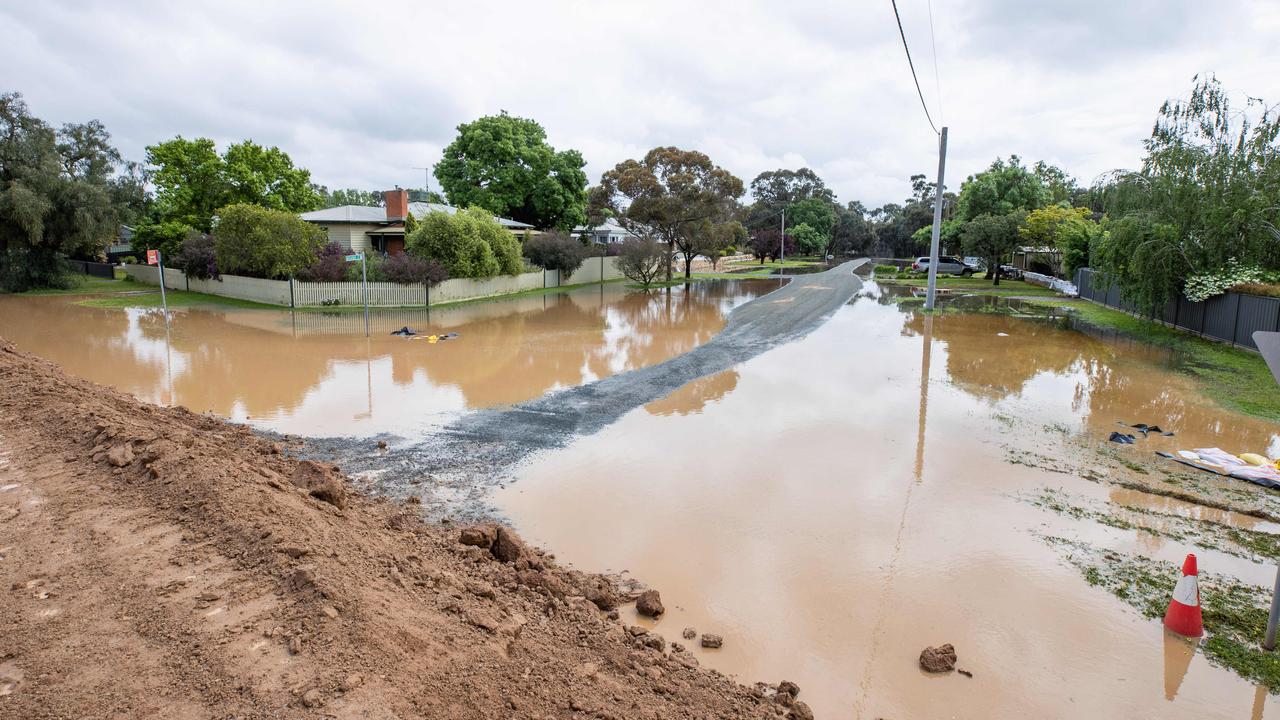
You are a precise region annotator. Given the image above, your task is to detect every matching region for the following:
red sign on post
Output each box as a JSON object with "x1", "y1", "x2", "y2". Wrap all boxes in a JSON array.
[{"x1": 146, "y1": 249, "x2": 159, "y2": 266}]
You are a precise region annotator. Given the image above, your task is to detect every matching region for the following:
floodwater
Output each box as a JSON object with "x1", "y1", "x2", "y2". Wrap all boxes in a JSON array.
[
  {"x1": 496, "y1": 282, "x2": 1280, "y2": 719},
  {"x1": 0, "y1": 280, "x2": 774, "y2": 437}
]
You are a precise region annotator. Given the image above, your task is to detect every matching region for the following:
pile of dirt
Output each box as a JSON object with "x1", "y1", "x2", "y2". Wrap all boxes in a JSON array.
[{"x1": 0, "y1": 340, "x2": 810, "y2": 718}]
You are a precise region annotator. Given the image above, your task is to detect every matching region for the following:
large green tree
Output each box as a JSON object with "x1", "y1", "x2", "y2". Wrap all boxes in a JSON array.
[
  {"x1": 0, "y1": 92, "x2": 140, "y2": 290},
  {"x1": 962, "y1": 211, "x2": 1026, "y2": 285},
  {"x1": 434, "y1": 113, "x2": 587, "y2": 230},
  {"x1": 955, "y1": 156, "x2": 1049, "y2": 222},
  {"x1": 785, "y1": 197, "x2": 836, "y2": 255},
  {"x1": 145, "y1": 137, "x2": 322, "y2": 231},
  {"x1": 590, "y1": 147, "x2": 743, "y2": 280}
]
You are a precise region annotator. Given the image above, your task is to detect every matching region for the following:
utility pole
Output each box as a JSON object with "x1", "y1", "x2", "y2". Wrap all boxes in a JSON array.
[
  {"x1": 780, "y1": 207, "x2": 787, "y2": 264},
  {"x1": 924, "y1": 126, "x2": 948, "y2": 311}
]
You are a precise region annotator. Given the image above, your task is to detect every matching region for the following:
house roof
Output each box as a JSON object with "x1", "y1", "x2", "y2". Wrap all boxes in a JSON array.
[
  {"x1": 573, "y1": 218, "x2": 636, "y2": 236},
  {"x1": 301, "y1": 203, "x2": 533, "y2": 230}
]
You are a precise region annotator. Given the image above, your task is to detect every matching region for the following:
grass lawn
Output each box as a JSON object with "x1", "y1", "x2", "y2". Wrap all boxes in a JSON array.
[
  {"x1": 78, "y1": 287, "x2": 283, "y2": 310},
  {"x1": 878, "y1": 275, "x2": 1063, "y2": 297},
  {"x1": 1024, "y1": 297, "x2": 1280, "y2": 422},
  {"x1": 17, "y1": 275, "x2": 135, "y2": 296}
]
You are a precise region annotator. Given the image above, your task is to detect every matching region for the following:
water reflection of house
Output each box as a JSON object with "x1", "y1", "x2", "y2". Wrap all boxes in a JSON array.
[{"x1": 300, "y1": 189, "x2": 533, "y2": 256}]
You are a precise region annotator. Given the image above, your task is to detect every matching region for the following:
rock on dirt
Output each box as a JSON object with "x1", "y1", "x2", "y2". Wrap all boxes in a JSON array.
[
  {"x1": 700, "y1": 633, "x2": 723, "y2": 649},
  {"x1": 459, "y1": 523, "x2": 496, "y2": 549},
  {"x1": 919, "y1": 643, "x2": 958, "y2": 673},
  {"x1": 106, "y1": 443, "x2": 134, "y2": 467},
  {"x1": 682, "y1": 627, "x2": 697, "y2": 640},
  {"x1": 491, "y1": 526, "x2": 528, "y2": 564},
  {"x1": 635, "y1": 589, "x2": 665, "y2": 617},
  {"x1": 290, "y1": 460, "x2": 347, "y2": 509}
]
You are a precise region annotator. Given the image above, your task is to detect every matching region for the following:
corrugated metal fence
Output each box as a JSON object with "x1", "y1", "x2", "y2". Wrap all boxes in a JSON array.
[
  {"x1": 1074, "y1": 268, "x2": 1280, "y2": 351},
  {"x1": 67, "y1": 259, "x2": 115, "y2": 279}
]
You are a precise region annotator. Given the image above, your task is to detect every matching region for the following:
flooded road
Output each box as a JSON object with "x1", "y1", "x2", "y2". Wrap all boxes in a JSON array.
[
  {"x1": 0, "y1": 280, "x2": 774, "y2": 437},
  {"x1": 496, "y1": 283, "x2": 1280, "y2": 719}
]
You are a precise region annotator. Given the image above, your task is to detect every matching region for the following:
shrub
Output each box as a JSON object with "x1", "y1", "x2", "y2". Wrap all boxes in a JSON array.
[
  {"x1": 384, "y1": 253, "x2": 449, "y2": 285},
  {"x1": 874, "y1": 264, "x2": 899, "y2": 274},
  {"x1": 173, "y1": 232, "x2": 218, "y2": 280},
  {"x1": 406, "y1": 210, "x2": 501, "y2": 278},
  {"x1": 523, "y1": 231, "x2": 589, "y2": 279},
  {"x1": 465, "y1": 207, "x2": 523, "y2": 275},
  {"x1": 347, "y1": 252, "x2": 387, "y2": 282},
  {"x1": 122, "y1": 255, "x2": 138, "y2": 265},
  {"x1": 297, "y1": 242, "x2": 347, "y2": 282},
  {"x1": 133, "y1": 221, "x2": 195, "y2": 261},
  {"x1": 616, "y1": 237, "x2": 665, "y2": 287},
  {"x1": 212, "y1": 203, "x2": 326, "y2": 279},
  {"x1": 1183, "y1": 259, "x2": 1273, "y2": 302}
]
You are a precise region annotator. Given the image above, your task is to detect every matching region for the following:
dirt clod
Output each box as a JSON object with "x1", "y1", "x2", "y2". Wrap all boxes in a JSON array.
[
  {"x1": 682, "y1": 627, "x2": 697, "y2": 640},
  {"x1": 491, "y1": 526, "x2": 528, "y2": 564},
  {"x1": 636, "y1": 589, "x2": 665, "y2": 617},
  {"x1": 459, "y1": 524, "x2": 496, "y2": 548},
  {"x1": 700, "y1": 634, "x2": 723, "y2": 649},
  {"x1": 919, "y1": 643, "x2": 958, "y2": 673},
  {"x1": 290, "y1": 460, "x2": 347, "y2": 509}
]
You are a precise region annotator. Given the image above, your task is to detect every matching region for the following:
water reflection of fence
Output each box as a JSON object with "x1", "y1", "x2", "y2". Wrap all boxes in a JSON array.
[{"x1": 1075, "y1": 268, "x2": 1280, "y2": 351}]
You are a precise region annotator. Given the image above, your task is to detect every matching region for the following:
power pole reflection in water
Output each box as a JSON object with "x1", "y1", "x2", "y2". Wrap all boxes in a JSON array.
[
  {"x1": 913, "y1": 313, "x2": 933, "y2": 482},
  {"x1": 855, "y1": 311, "x2": 934, "y2": 715}
]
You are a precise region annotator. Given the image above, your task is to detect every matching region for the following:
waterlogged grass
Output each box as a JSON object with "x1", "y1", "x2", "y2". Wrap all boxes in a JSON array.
[
  {"x1": 1024, "y1": 298, "x2": 1280, "y2": 422},
  {"x1": 1027, "y1": 487, "x2": 1280, "y2": 563},
  {"x1": 878, "y1": 276, "x2": 1063, "y2": 297},
  {"x1": 1044, "y1": 537, "x2": 1280, "y2": 690},
  {"x1": 79, "y1": 288, "x2": 281, "y2": 310}
]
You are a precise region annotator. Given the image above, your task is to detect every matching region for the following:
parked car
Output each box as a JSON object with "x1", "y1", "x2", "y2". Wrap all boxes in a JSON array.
[
  {"x1": 962, "y1": 256, "x2": 986, "y2": 271},
  {"x1": 998, "y1": 264, "x2": 1024, "y2": 280},
  {"x1": 911, "y1": 256, "x2": 976, "y2": 276}
]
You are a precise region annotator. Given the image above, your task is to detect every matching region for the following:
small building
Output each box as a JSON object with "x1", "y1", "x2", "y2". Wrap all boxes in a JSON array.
[
  {"x1": 300, "y1": 189, "x2": 533, "y2": 255},
  {"x1": 105, "y1": 225, "x2": 134, "y2": 261},
  {"x1": 574, "y1": 218, "x2": 635, "y2": 245},
  {"x1": 1011, "y1": 246, "x2": 1063, "y2": 276}
]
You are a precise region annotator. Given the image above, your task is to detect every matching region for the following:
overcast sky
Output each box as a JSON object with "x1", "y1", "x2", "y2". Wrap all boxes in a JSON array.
[{"x1": 3, "y1": 1, "x2": 1277, "y2": 208}]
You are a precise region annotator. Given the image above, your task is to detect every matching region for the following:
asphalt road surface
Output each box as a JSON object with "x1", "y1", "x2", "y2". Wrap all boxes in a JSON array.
[{"x1": 310, "y1": 259, "x2": 869, "y2": 518}]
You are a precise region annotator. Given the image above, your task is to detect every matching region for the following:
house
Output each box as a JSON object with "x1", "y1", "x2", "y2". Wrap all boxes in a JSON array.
[
  {"x1": 1011, "y1": 246, "x2": 1063, "y2": 276},
  {"x1": 300, "y1": 189, "x2": 534, "y2": 255},
  {"x1": 574, "y1": 218, "x2": 635, "y2": 245},
  {"x1": 105, "y1": 225, "x2": 135, "y2": 261}
]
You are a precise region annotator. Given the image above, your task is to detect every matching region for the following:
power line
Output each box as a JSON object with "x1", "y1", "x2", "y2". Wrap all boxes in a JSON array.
[{"x1": 890, "y1": 0, "x2": 939, "y2": 135}]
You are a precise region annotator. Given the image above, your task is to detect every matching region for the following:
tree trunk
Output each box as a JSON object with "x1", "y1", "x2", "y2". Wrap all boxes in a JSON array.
[{"x1": 991, "y1": 255, "x2": 1000, "y2": 286}]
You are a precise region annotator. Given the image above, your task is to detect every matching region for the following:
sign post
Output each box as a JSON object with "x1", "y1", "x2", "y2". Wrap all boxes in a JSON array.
[
  {"x1": 147, "y1": 249, "x2": 169, "y2": 320},
  {"x1": 345, "y1": 253, "x2": 369, "y2": 336}
]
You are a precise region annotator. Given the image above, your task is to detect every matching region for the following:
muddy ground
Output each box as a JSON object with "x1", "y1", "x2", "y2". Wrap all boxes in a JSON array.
[
  {"x1": 308, "y1": 261, "x2": 869, "y2": 520},
  {"x1": 0, "y1": 340, "x2": 814, "y2": 719}
]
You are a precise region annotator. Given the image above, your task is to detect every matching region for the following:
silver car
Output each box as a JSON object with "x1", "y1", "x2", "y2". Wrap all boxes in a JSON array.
[{"x1": 912, "y1": 256, "x2": 976, "y2": 276}]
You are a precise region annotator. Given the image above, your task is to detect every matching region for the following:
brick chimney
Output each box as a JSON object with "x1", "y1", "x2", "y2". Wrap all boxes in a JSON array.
[{"x1": 384, "y1": 188, "x2": 408, "y2": 221}]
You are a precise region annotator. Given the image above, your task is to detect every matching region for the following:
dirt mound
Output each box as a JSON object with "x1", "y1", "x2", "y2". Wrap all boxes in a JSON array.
[{"x1": 0, "y1": 340, "x2": 782, "y2": 718}]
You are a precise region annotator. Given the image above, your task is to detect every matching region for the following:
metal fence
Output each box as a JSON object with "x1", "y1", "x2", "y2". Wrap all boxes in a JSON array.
[
  {"x1": 1074, "y1": 268, "x2": 1280, "y2": 351},
  {"x1": 66, "y1": 259, "x2": 115, "y2": 279}
]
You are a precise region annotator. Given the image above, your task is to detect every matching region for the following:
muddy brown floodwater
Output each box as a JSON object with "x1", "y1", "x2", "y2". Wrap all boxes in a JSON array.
[
  {"x1": 496, "y1": 282, "x2": 1280, "y2": 719},
  {"x1": 0, "y1": 280, "x2": 773, "y2": 437}
]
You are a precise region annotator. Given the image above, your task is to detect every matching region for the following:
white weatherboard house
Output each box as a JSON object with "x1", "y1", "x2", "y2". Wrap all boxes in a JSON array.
[
  {"x1": 300, "y1": 189, "x2": 533, "y2": 255},
  {"x1": 574, "y1": 218, "x2": 636, "y2": 245}
]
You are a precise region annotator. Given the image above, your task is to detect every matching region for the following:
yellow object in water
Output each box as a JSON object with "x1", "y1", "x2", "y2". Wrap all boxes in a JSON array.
[
  {"x1": 1240, "y1": 452, "x2": 1269, "y2": 466},
  {"x1": 428, "y1": 335, "x2": 438, "y2": 343}
]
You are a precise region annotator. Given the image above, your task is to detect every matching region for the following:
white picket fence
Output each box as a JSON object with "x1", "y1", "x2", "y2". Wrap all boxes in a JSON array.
[{"x1": 122, "y1": 257, "x2": 625, "y2": 308}]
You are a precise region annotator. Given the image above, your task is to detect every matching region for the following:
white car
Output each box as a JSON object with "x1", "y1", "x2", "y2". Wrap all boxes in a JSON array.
[{"x1": 911, "y1": 256, "x2": 976, "y2": 276}]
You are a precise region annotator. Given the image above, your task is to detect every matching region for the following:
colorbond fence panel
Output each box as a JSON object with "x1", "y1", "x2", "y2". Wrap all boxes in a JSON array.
[{"x1": 1074, "y1": 268, "x2": 1280, "y2": 351}]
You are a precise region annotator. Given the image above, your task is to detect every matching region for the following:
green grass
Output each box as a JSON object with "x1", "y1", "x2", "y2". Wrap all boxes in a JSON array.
[
  {"x1": 78, "y1": 288, "x2": 282, "y2": 310},
  {"x1": 1024, "y1": 298, "x2": 1280, "y2": 422},
  {"x1": 878, "y1": 276, "x2": 1063, "y2": 297},
  {"x1": 17, "y1": 275, "x2": 134, "y2": 296}
]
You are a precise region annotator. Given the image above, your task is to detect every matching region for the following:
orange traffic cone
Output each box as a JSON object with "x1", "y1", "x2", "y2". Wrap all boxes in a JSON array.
[{"x1": 1164, "y1": 554, "x2": 1204, "y2": 638}]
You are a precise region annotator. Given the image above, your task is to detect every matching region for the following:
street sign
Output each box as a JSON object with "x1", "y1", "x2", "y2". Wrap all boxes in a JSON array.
[
  {"x1": 147, "y1": 249, "x2": 159, "y2": 265},
  {"x1": 345, "y1": 254, "x2": 362, "y2": 262}
]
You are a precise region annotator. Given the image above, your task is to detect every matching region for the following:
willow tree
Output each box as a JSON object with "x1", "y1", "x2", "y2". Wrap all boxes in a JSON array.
[{"x1": 1095, "y1": 75, "x2": 1280, "y2": 312}]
